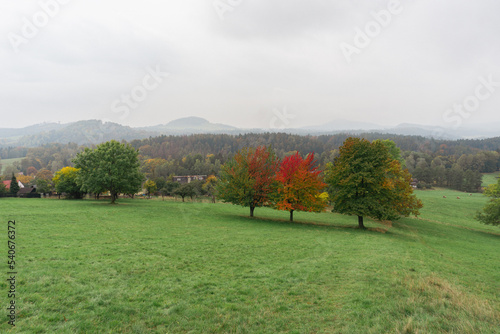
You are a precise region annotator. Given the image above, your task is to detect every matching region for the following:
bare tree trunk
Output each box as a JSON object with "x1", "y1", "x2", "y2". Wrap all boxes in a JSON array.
[
  {"x1": 250, "y1": 206, "x2": 255, "y2": 217},
  {"x1": 358, "y1": 215, "x2": 365, "y2": 229},
  {"x1": 290, "y1": 210, "x2": 294, "y2": 222}
]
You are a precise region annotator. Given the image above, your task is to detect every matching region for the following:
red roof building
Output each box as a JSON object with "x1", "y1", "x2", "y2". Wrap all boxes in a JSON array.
[{"x1": 2, "y1": 180, "x2": 11, "y2": 190}]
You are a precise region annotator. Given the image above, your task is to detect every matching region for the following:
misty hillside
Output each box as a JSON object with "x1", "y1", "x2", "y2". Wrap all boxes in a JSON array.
[
  {"x1": 0, "y1": 120, "x2": 153, "y2": 147},
  {"x1": 0, "y1": 117, "x2": 499, "y2": 148},
  {"x1": 0, "y1": 122, "x2": 65, "y2": 139},
  {"x1": 140, "y1": 116, "x2": 238, "y2": 134}
]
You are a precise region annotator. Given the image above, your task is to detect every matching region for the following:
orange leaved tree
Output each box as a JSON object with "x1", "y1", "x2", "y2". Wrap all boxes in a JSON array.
[{"x1": 274, "y1": 152, "x2": 327, "y2": 222}]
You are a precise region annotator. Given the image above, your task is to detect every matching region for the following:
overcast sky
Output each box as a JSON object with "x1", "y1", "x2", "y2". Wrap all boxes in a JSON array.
[{"x1": 1, "y1": 0, "x2": 499, "y2": 130}]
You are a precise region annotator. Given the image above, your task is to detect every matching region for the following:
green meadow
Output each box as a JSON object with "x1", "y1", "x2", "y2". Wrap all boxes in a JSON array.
[
  {"x1": 482, "y1": 172, "x2": 500, "y2": 187},
  {"x1": 0, "y1": 189, "x2": 498, "y2": 333},
  {"x1": 0, "y1": 158, "x2": 23, "y2": 175}
]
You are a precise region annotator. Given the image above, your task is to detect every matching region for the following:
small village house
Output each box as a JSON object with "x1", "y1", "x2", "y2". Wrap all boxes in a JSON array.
[{"x1": 173, "y1": 175, "x2": 207, "y2": 184}]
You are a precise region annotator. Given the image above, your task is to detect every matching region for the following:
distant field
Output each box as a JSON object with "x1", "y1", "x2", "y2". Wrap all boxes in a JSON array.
[
  {"x1": 0, "y1": 157, "x2": 24, "y2": 174},
  {"x1": 482, "y1": 171, "x2": 500, "y2": 187},
  {"x1": 0, "y1": 190, "x2": 498, "y2": 333}
]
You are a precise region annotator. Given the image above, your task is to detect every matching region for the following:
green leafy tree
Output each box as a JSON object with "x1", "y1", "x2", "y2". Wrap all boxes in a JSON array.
[
  {"x1": 476, "y1": 179, "x2": 500, "y2": 226},
  {"x1": 36, "y1": 169, "x2": 54, "y2": 181},
  {"x1": 35, "y1": 169, "x2": 54, "y2": 194},
  {"x1": 189, "y1": 180, "x2": 205, "y2": 197},
  {"x1": 73, "y1": 140, "x2": 144, "y2": 204},
  {"x1": 374, "y1": 139, "x2": 402, "y2": 162},
  {"x1": 175, "y1": 183, "x2": 196, "y2": 202},
  {"x1": 0, "y1": 182, "x2": 7, "y2": 195},
  {"x1": 217, "y1": 146, "x2": 278, "y2": 217},
  {"x1": 144, "y1": 180, "x2": 157, "y2": 198},
  {"x1": 162, "y1": 181, "x2": 180, "y2": 197},
  {"x1": 153, "y1": 178, "x2": 167, "y2": 192},
  {"x1": 203, "y1": 175, "x2": 218, "y2": 203},
  {"x1": 463, "y1": 170, "x2": 482, "y2": 193},
  {"x1": 53, "y1": 167, "x2": 84, "y2": 199},
  {"x1": 326, "y1": 138, "x2": 422, "y2": 229},
  {"x1": 10, "y1": 174, "x2": 20, "y2": 195},
  {"x1": 159, "y1": 188, "x2": 169, "y2": 200},
  {"x1": 35, "y1": 178, "x2": 52, "y2": 194},
  {"x1": 159, "y1": 181, "x2": 180, "y2": 200}
]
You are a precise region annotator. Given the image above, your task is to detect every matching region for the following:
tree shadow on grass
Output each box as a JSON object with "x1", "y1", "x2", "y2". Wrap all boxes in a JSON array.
[
  {"x1": 223, "y1": 212, "x2": 393, "y2": 234},
  {"x1": 85, "y1": 199, "x2": 138, "y2": 206}
]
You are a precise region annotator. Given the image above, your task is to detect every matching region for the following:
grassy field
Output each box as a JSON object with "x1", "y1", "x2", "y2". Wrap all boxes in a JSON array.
[
  {"x1": 0, "y1": 190, "x2": 499, "y2": 333},
  {"x1": 0, "y1": 158, "x2": 23, "y2": 175},
  {"x1": 483, "y1": 172, "x2": 500, "y2": 187}
]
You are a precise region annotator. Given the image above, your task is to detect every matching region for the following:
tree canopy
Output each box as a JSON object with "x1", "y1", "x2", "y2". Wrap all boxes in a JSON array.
[
  {"x1": 476, "y1": 179, "x2": 500, "y2": 226},
  {"x1": 217, "y1": 146, "x2": 278, "y2": 217},
  {"x1": 274, "y1": 152, "x2": 327, "y2": 221},
  {"x1": 53, "y1": 167, "x2": 84, "y2": 199},
  {"x1": 174, "y1": 183, "x2": 197, "y2": 202},
  {"x1": 0, "y1": 182, "x2": 7, "y2": 195},
  {"x1": 203, "y1": 175, "x2": 218, "y2": 203},
  {"x1": 9, "y1": 174, "x2": 20, "y2": 195},
  {"x1": 326, "y1": 137, "x2": 422, "y2": 229},
  {"x1": 144, "y1": 180, "x2": 157, "y2": 198},
  {"x1": 73, "y1": 140, "x2": 144, "y2": 204}
]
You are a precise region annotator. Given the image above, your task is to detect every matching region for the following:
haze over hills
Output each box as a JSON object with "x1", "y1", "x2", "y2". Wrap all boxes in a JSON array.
[
  {"x1": 0, "y1": 120, "x2": 152, "y2": 147},
  {"x1": 0, "y1": 122, "x2": 65, "y2": 139},
  {"x1": 0, "y1": 117, "x2": 498, "y2": 147},
  {"x1": 139, "y1": 116, "x2": 238, "y2": 134},
  {"x1": 301, "y1": 119, "x2": 384, "y2": 132}
]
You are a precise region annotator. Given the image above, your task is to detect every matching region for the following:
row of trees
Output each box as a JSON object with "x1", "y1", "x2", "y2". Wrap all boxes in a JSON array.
[
  {"x1": 6, "y1": 132, "x2": 500, "y2": 181},
  {"x1": 218, "y1": 147, "x2": 328, "y2": 221},
  {"x1": 140, "y1": 154, "x2": 223, "y2": 180},
  {"x1": 217, "y1": 138, "x2": 423, "y2": 228},
  {"x1": 144, "y1": 177, "x2": 217, "y2": 202},
  {"x1": 404, "y1": 150, "x2": 497, "y2": 192},
  {"x1": 4, "y1": 137, "x2": 495, "y2": 227}
]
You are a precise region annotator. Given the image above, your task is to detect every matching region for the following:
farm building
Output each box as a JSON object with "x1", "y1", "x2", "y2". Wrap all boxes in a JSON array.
[
  {"x1": 17, "y1": 186, "x2": 40, "y2": 198},
  {"x1": 410, "y1": 178, "x2": 419, "y2": 189},
  {"x1": 2, "y1": 180, "x2": 24, "y2": 190},
  {"x1": 173, "y1": 175, "x2": 207, "y2": 184}
]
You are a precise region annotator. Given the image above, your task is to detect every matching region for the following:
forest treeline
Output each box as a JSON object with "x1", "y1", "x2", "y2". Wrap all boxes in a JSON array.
[{"x1": 1, "y1": 133, "x2": 499, "y2": 193}]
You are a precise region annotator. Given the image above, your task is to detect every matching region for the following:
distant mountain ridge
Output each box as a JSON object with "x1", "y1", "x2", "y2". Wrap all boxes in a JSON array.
[
  {"x1": 0, "y1": 120, "x2": 152, "y2": 147},
  {"x1": 0, "y1": 122, "x2": 65, "y2": 138},
  {"x1": 139, "y1": 116, "x2": 238, "y2": 134},
  {"x1": 0, "y1": 117, "x2": 498, "y2": 147},
  {"x1": 301, "y1": 119, "x2": 384, "y2": 132}
]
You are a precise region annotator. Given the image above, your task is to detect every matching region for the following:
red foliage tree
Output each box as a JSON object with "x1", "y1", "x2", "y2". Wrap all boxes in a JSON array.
[
  {"x1": 217, "y1": 146, "x2": 278, "y2": 217},
  {"x1": 275, "y1": 152, "x2": 327, "y2": 221},
  {"x1": 26, "y1": 166, "x2": 38, "y2": 176}
]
